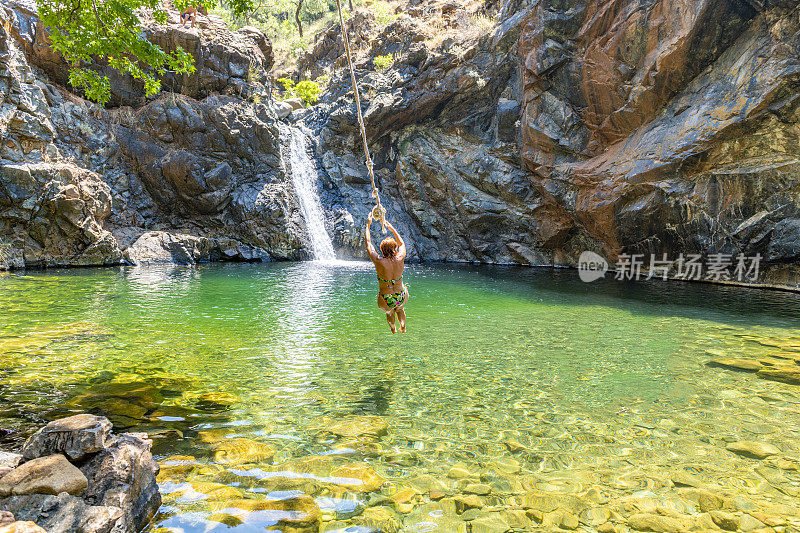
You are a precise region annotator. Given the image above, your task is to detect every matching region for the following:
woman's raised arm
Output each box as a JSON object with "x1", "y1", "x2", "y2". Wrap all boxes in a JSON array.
[
  {"x1": 385, "y1": 221, "x2": 406, "y2": 260},
  {"x1": 365, "y1": 215, "x2": 379, "y2": 261}
]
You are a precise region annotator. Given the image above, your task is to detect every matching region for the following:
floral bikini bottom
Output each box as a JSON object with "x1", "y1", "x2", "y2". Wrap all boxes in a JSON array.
[{"x1": 380, "y1": 288, "x2": 407, "y2": 309}]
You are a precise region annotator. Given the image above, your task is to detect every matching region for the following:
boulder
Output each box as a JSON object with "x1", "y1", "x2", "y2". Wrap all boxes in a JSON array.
[
  {"x1": 0, "y1": 454, "x2": 21, "y2": 470},
  {"x1": 0, "y1": 163, "x2": 123, "y2": 268},
  {"x1": 0, "y1": 522, "x2": 47, "y2": 533},
  {"x1": 0, "y1": 455, "x2": 22, "y2": 479},
  {"x1": 285, "y1": 97, "x2": 304, "y2": 110},
  {"x1": 79, "y1": 433, "x2": 161, "y2": 533},
  {"x1": 236, "y1": 26, "x2": 274, "y2": 70},
  {"x1": 275, "y1": 100, "x2": 294, "y2": 119},
  {"x1": 123, "y1": 231, "x2": 212, "y2": 265},
  {"x1": 22, "y1": 414, "x2": 112, "y2": 462},
  {"x1": 0, "y1": 455, "x2": 87, "y2": 497},
  {"x1": 0, "y1": 493, "x2": 121, "y2": 533}
]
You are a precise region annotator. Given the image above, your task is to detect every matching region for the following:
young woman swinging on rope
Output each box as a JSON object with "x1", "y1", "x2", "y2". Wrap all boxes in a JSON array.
[
  {"x1": 365, "y1": 212, "x2": 409, "y2": 333},
  {"x1": 333, "y1": 0, "x2": 410, "y2": 332}
]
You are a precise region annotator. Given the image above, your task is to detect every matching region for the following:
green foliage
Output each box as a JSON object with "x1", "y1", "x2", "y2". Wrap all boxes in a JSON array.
[
  {"x1": 368, "y1": 0, "x2": 397, "y2": 25},
  {"x1": 277, "y1": 77, "x2": 296, "y2": 94},
  {"x1": 36, "y1": 0, "x2": 394, "y2": 105},
  {"x1": 37, "y1": 0, "x2": 252, "y2": 105},
  {"x1": 276, "y1": 78, "x2": 321, "y2": 106},
  {"x1": 294, "y1": 80, "x2": 321, "y2": 106},
  {"x1": 372, "y1": 53, "x2": 394, "y2": 71}
]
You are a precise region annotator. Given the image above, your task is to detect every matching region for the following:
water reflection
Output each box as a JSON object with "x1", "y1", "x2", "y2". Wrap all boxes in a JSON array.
[{"x1": 267, "y1": 262, "x2": 338, "y2": 402}]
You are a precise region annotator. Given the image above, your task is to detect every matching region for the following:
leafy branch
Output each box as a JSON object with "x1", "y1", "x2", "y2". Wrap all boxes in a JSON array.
[{"x1": 38, "y1": 0, "x2": 252, "y2": 105}]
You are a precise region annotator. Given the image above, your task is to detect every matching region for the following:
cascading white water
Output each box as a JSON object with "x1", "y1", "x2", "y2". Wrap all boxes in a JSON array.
[{"x1": 288, "y1": 127, "x2": 336, "y2": 261}]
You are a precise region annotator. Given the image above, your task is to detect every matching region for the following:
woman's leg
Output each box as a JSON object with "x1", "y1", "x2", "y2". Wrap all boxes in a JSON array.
[
  {"x1": 395, "y1": 288, "x2": 409, "y2": 333},
  {"x1": 386, "y1": 310, "x2": 397, "y2": 333},
  {"x1": 396, "y1": 308, "x2": 406, "y2": 333},
  {"x1": 377, "y1": 294, "x2": 397, "y2": 333}
]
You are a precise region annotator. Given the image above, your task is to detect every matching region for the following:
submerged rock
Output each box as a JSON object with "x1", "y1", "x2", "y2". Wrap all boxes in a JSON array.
[
  {"x1": 627, "y1": 513, "x2": 687, "y2": 533},
  {"x1": 670, "y1": 471, "x2": 702, "y2": 488},
  {"x1": 351, "y1": 506, "x2": 399, "y2": 533},
  {"x1": 330, "y1": 463, "x2": 386, "y2": 492},
  {"x1": 757, "y1": 366, "x2": 800, "y2": 385},
  {"x1": 707, "y1": 358, "x2": 762, "y2": 372},
  {"x1": 709, "y1": 510, "x2": 739, "y2": 531},
  {"x1": 471, "y1": 514, "x2": 511, "y2": 533},
  {"x1": 323, "y1": 416, "x2": 389, "y2": 438},
  {"x1": 726, "y1": 441, "x2": 781, "y2": 460},
  {"x1": 213, "y1": 438, "x2": 274, "y2": 465},
  {"x1": 194, "y1": 391, "x2": 238, "y2": 411},
  {"x1": 208, "y1": 494, "x2": 321, "y2": 531}
]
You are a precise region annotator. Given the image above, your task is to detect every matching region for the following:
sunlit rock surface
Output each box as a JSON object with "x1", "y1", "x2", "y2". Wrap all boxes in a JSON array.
[
  {"x1": 0, "y1": 1, "x2": 303, "y2": 267},
  {"x1": 0, "y1": 416, "x2": 159, "y2": 533},
  {"x1": 302, "y1": 0, "x2": 800, "y2": 289}
]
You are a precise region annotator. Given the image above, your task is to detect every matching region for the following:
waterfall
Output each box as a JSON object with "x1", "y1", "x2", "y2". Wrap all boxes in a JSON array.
[{"x1": 287, "y1": 127, "x2": 336, "y2": 261}]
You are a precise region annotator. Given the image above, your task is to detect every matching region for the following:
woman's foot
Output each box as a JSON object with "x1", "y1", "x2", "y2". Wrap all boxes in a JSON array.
[{"x1": 387, "y1": 312, "x2": 397, "y2": 333}]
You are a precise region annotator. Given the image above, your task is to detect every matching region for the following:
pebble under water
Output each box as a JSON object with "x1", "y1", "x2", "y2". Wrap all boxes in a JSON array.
[{"x1": 1, "y1": 262, "x2": 800, "y2": 532}]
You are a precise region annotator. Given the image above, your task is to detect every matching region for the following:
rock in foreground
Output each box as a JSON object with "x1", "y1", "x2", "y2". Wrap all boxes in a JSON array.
[
  {"x1": 0, "y1": 415, "x2": 160, "y2": 533},
  {"x1": 22, "y1": 414, "x2": 112, "y2": 462}
]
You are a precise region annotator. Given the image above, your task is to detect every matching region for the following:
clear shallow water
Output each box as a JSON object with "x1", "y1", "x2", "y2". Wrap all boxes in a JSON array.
[{"x1": 1, "y1": 262, "x2": 800, "y2": 531}]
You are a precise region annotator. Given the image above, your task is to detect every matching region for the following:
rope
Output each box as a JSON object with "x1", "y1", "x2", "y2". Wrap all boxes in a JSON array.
[{"x1": 334, "y1": 0, "x2": 387, "y2": 232}]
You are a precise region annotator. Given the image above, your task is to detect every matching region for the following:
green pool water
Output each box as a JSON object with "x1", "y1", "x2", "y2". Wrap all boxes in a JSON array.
[{"x1": 1, "y1": 262, "x2": 800, "y2": 531}]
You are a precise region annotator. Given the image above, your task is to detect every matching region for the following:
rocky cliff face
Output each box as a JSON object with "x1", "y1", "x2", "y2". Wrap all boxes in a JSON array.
[
  {"x1": 2, "y1": 0, "x2": 800, "y2": 289},
  {"x1": 305, "y1": 0, "x2": 800, "y2": 288},
  {"x1": 0, "y1": 1, "x2": 307, "y2": 267},
  {"x1": 519, "y1": 0, "x2": 800, "y2": 286}
]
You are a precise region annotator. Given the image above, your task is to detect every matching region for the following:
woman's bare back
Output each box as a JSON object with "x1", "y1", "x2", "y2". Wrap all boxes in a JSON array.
[
  {"x1": 365, "y1": 217, "x2": 409, "y2": 333},
  {"x1": 374, "y1": 257, "x2": 405, "y2": 295}
]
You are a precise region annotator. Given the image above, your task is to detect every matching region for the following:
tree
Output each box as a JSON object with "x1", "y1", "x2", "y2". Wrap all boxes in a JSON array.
[
  {"x1": 295, "y1": 0, "x2": 304, "y2": 38},
  {"x1": 37, "y1": 0, "x2": 252, "y2": 105}
]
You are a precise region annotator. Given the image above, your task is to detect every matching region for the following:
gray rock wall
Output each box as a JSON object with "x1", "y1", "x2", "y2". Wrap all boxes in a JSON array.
[
  {"x1": 0, "y1": 2, "x2": 307, "y2": 267},
  {"x1": 2, "y1": 0, "x2": 800, "y2": 291},
  {"x1": 305, "y1": 0, "x2": 800, "y2": 289}
]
